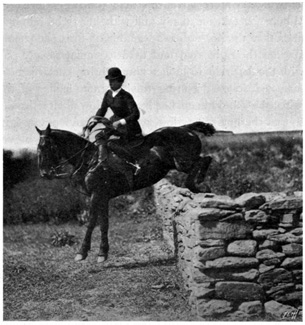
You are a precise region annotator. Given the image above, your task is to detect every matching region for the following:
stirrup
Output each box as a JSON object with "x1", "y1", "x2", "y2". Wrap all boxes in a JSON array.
[
  {"x1": 134, "y1": 163, "x2": 141, "y2": 176},
  {"x1": 126, "y1": 161, "x2": 141, "y2": 175}
]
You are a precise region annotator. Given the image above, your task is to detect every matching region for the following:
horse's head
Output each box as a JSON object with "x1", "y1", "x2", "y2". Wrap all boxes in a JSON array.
[{"x1": 35, "y1": 124, "x2": 69, "y2": 179}]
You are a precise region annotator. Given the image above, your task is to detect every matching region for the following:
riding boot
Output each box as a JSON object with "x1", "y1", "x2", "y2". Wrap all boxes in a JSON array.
[{"x1": 90, "y1": 145, "x2": 109, "y2": 172}]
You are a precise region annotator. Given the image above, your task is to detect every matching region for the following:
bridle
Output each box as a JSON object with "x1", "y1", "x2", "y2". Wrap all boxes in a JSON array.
[
  {"x1": 39, "y1": 134, "x2": 93, "y2": 179},
  {"x1": 38, "y1": 116, "x2": 112, "y2": 179},
  {"x1": 38, "y1": 117, "x2": 118, "y2": 189},
  {"x1": 55, "y1": 142, "x2": 92, "y2": 178}
]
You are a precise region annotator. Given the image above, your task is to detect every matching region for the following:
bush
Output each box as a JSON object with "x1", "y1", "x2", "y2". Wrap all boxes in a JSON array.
[
  {"x1": 3, "y1": 149, "x2": 35, "y2": 191},
  {"x1": 4, "y1": 178, "x2": 87, "y2": 224},
  {"x1": 3, "y1": 149, "x2": 88, "y2": 224},
  {"x1": 50, "y1": 230, "x2": 76, "y2": 247},
  {"x1": 167, "y1": 133, "x2": 303, "y2": 198}
]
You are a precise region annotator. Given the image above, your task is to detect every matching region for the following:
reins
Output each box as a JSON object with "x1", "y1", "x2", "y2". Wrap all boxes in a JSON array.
[
  {"x1": 52, "y1": 141, "x2": 95, "y2": 177},
  {"x1": 44, "y1": 117, "x2": 116, "y2": 195},
  {"x1": 52, "y1": 117, "x2": 107, "y2": 175},
  {"x1": 50, "y1": 140, "x2": 93, "y2": 197}
]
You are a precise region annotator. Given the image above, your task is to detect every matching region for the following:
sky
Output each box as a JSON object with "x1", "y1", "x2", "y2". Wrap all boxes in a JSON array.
[{"x1": 3, "y1": 3, "x2": 303, "y2": 151}]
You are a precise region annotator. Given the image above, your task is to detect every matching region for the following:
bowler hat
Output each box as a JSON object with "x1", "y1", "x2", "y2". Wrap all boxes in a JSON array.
[{"x1": 105, "y1": 67, "x2": 125, "y2": 80}]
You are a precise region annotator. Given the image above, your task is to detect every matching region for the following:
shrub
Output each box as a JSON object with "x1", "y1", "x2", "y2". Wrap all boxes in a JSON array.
[
  {"x1": 167, "y1": 133, "x2": 303, "y2": 198},
  {"x1": 51, "y1": 230, "x2": 76, "y2": 247},
  {"x1": 3, "y1": 149, "x2": 35, "y2": 191},
  {"x1": 4, "y1": 178, "x2": 87, "y2": 224}
]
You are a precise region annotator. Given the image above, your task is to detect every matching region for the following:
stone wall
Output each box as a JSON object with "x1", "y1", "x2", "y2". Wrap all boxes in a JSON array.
[{"x1": 154, "y1": 179, "x2": 303, "y2": 320}]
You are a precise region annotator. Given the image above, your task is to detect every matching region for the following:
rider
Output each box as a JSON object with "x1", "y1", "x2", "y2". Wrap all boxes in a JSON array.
[{"x1": 88, "y1": 67, "x2": 143, "y2": 185}]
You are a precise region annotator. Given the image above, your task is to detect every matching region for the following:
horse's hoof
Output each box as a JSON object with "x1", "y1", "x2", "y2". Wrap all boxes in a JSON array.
[
  {"x1": 75, "y1": 254, "x2": 86, "y2": 262},
  {"x1": 97, "y1": 255, "x2": 107, "y2": 263}
]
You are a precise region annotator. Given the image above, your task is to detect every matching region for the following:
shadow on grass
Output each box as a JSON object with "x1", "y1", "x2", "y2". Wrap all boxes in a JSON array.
[{"x1": 88, "y1": 256, "x2": 177, "y2": 273}]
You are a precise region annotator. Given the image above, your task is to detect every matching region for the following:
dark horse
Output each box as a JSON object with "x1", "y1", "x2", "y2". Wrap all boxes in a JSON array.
[{"x1": 36, "y1": 119, "x2": 215, "y2": 263}]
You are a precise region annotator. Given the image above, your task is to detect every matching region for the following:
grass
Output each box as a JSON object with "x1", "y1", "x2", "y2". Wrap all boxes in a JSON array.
[{"x1": 3, "y1": 189, "x2": 195, "y2": 321}]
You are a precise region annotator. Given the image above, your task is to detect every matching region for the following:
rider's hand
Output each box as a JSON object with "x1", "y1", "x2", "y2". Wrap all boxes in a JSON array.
[{"x1": 113, "y1": 120, "x2": 121, "y2": 130}]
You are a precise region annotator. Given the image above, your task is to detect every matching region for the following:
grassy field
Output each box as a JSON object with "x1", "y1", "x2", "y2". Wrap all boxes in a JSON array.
[{"x1": 3, "y1": 189, "x2": 195, "y2": 321}]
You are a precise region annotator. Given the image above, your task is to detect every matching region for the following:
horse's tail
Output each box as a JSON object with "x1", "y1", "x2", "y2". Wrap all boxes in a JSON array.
[{"x1": 182, "y1": 122, "x2": 216, "y2": 136}]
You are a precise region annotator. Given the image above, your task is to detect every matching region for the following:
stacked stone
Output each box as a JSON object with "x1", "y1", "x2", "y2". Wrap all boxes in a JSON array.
[
  {"x1": 155, "y1": 179, "x2": 194, "y2": 254},
  {"x1": 184, "y1": 193, "x2": 264, "y2": 319},
  {"x1": 154, "y1": 180, "x2": 303, "y2": 320},
  {"x1": 256, "y1": 195, "x2": 303, "y2": 318}
]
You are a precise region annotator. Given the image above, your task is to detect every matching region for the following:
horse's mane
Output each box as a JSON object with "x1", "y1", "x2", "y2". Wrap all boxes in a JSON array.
[
  {"x1": 51, "y1": 128, "x2": 82, "y2": 138},
  {"x1": 50, "y1": 129, "x2": 95, "y2": 149}
]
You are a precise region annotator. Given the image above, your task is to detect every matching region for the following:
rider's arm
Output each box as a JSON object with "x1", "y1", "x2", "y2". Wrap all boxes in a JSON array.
[
  {"x1": 112, "y1": 92, "x2": 140, "y2": 129},
  {"x1": 87, "y1": 92, "x2": 109, "y2": 130},
  {"x1": 123, "y1": 92, "x2": 140, "y2": 124},
  {"x1": 95, "y1": 91, "x2": 109, "y2": 118}
]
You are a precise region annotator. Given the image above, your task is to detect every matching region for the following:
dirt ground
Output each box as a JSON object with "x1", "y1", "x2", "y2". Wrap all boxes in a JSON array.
[{"x1": 3, "y1": 191, "x2": 196, "y2": 321}]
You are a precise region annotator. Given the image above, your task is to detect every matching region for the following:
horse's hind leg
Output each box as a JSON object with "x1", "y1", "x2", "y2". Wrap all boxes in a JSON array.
[
  {"x1": 185, "y1": 156, "x2": 212, "y2": 193},
  {"x1": 197, "y1": 156, "x2": 213, "y2": 184}
]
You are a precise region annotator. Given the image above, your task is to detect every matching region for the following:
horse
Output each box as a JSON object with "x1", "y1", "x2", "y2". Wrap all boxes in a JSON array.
[{"x1": 35, "y1": 118, "x2": 215, "y2": 263}]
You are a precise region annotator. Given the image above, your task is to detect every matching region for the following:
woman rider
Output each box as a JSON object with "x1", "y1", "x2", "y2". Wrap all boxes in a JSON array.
[{"x1": 87, "y1": 67, "x2": 143, "y2": 187}]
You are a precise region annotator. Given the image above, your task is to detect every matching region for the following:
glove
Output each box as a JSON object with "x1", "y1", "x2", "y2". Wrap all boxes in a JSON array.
[
  {"x1": 112, "y1": 120, "x2": 121, "y2": 130},
  {"x1": 113, "y1": 119, "x2": 126, "y2": 130}
]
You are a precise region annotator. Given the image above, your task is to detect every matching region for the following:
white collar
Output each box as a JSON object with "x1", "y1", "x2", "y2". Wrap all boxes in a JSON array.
[{"x1": 111, "y1": 88, "x2": 122, "y2": 98}]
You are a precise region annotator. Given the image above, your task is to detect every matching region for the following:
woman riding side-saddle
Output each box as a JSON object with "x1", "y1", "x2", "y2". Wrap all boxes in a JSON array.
[{"x1": 86, "y1": 67, "x2": 143, "y2": 188}]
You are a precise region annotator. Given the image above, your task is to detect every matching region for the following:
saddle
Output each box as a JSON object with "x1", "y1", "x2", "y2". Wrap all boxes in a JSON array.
[{"x1": 107, "y1": 135, "x2": 148, "y2": 161}]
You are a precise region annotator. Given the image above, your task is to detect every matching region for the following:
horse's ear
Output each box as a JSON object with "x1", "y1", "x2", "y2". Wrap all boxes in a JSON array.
[
  {"x1": 35, "y1": 126, "x2": 42, "y2": 135},
  {"x1": 46, "y1": 123, "x2": 51, "y2": 135}
]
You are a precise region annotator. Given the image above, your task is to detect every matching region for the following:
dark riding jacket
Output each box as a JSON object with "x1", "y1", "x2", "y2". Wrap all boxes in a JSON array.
[{"x1": 96, "y1": 89, "x2": 142, "y2": 141}]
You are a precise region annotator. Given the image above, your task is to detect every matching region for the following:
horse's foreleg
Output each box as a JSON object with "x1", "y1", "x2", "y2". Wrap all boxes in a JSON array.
[
  {"x1": 75, "y1": 194, "x2": 99, "y2": 262},
  {"x1": 97, "y1": 199, "x2": 109, "y2": 263}
]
